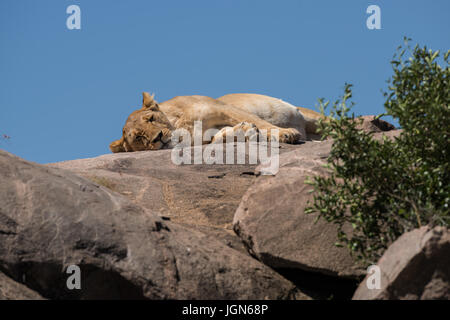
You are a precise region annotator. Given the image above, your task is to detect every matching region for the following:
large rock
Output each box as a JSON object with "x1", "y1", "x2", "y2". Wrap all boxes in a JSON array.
[
  {"x1": 233, "y1": 129, "x2": 401, "y2": 280},
  {"x1": 353, "y1": 226, "x2": 450, "y2": 300},
  {"x1": 48, "y1": 143, "x2": 299, "y2": 254},
  {"x1": 0, "y1": 150, "x2": 307, "y2": 300},
  {"x1": 0, "y1": 271, "x2": 45, "y2": 300},
  {"x1": 233, "y1": 139, "x2": 364, "y2": 278},
  {"x1": 356, "y1": 115, "x2": 396, "y2": 133}
]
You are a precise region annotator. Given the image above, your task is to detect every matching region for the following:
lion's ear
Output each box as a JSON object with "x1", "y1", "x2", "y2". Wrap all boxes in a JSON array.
[{"x1": 142, "y1": 92, "x2": 159, "y2": 111}]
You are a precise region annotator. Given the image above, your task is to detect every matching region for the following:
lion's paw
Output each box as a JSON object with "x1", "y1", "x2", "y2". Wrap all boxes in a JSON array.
[
  {"x1": 275, "y1": 128, "x2": 304, "y2": 144},
  {"x1": 211, "y1": 122, "x2": 260, "y2": 143}
]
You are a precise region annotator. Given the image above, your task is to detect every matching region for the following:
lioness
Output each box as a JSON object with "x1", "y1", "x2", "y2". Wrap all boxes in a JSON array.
[{"x1": 109, "y1": 92, "x2": 323, "y2": 153}]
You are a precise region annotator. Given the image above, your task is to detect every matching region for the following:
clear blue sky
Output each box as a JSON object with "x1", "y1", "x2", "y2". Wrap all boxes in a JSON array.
[{"x1": 1, "y1": 0, "x2": 449, "y2": 163}]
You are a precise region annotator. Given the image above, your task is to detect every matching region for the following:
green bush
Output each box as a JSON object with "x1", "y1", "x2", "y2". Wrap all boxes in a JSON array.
[{"x1": 306, "y1": 39, "x2": 449, "y2": 264}]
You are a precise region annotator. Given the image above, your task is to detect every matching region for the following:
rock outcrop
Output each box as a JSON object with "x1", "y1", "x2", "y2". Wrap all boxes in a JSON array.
[
  {"x1": 48, "y1": 143, "x2": 299, "y2": 254},
  {"x1": 353, "y1": 226, "x2": 450, "y2": 300},
  {"x1": 1, "y1": 117, "x2": 414, "y2": 300},
  {"x1": 356, "y1": 115, "x2": 396, "y2": 133},
  {"x1": 0, "y1": 271, "x2": 45, "y2": 300},
  {"x1": 232, "y1": 127, "x2": 401, "y2": 280},
  {"x1": 0, "y1": 150, "x2": 307, "y2": 300},
  {"x1": 233, "y1": 140, "x2": 364, "y2": 279}
]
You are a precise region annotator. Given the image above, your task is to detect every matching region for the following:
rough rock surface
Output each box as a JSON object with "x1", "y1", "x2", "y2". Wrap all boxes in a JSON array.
[
  {"x1": 353, "y1": 226, "x2": 450, "y2": 300},
  {"x1": 233, "y1": 139, "x2": 364, "y2": 278},
  {"x1": 48, "y1": 143, "x2": 299, "y2": 253},
  {"x1": 233, "y1": 129, "x2": 401, "y2": 279},
  {"x1": 0, "y1": 150, "x2": 308, "y2": 300},
  {"x1": 356, "y1": 115, "x2": 397, "y2": 133},
  {"x1": 0, "y1": 271, "x2": 45, "y2": 300}
]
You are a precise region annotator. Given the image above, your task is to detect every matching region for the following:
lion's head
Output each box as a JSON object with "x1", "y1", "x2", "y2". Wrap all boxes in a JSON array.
[{"x1": 110, "y1": 92, "x2": 174, "y2": 153}]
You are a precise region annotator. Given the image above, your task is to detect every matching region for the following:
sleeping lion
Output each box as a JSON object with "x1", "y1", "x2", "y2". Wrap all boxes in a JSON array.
[{"x1": 109, "y1": 92, "x2": 324, "y2": 153}]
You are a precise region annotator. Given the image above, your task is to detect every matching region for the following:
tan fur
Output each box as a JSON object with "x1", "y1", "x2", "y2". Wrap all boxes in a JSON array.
[
  {"x1": 110, "y1": 92, "x2": 322, "y2": 153},
  {"x1": 218, "y1": 93, "x2": 325, "y2": 135}
]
